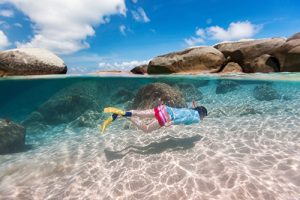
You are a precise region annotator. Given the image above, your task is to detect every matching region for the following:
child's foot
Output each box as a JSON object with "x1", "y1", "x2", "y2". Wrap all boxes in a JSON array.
[{"x1": 104, "y1": 107, "x2": 125, "y2": 115}]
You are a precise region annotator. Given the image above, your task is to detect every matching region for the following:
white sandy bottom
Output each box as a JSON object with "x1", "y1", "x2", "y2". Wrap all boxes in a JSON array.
[{"x1": 0, "y1": 112, "x2": 299, "y2": 200}]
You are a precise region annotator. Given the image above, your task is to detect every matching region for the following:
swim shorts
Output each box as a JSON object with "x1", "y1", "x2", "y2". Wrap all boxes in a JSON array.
[{"x1": 154, "y1": 105, "x2": 170, "y2": 126}]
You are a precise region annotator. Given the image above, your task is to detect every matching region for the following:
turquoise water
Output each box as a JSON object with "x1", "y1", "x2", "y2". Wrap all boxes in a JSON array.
[{"x1": 0, "y1": 73, "x2": 300, "y2": 199}]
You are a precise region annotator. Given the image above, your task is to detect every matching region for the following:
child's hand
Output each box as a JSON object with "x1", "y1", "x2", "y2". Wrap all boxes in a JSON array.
[{"x1": 165, "y1": 121, "x2": 174, "y2": 127}]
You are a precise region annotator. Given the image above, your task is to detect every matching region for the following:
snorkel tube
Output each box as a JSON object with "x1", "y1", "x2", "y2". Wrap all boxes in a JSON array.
[
  {"x1": 192, "y1": 100, "x2": 197, "y2": 108},
  {"x1": 192, "y1": 100, "x2": 208, "y2": 119}
]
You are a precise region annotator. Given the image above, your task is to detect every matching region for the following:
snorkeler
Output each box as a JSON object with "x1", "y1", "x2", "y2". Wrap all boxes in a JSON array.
[{"x1": 101, "y1": 101, "x2": 208, "y2": 133}]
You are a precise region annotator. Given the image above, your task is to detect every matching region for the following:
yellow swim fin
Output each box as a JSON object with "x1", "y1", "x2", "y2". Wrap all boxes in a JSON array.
[
  {"x1": 100, "y1": 116, "x2": 113, "y2": 134},
  {"x1": 104, "y1": 107, "x2": 125, "y2": 115}
]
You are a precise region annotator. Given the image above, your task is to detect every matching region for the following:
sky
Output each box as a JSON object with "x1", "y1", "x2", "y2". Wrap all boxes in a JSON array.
[{"x1": 0, "y1": 0, "x2": 300, "y2": 73}]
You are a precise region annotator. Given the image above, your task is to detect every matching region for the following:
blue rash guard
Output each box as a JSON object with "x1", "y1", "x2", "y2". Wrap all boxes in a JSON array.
[{"x1": 165, "y1": 106, "x2": 200, "y2": 125}]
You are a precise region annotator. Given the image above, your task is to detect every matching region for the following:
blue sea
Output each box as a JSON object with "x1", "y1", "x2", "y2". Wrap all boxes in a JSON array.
[{"x1": 0, "y1": 73, "x2": 300, "y2": 200}]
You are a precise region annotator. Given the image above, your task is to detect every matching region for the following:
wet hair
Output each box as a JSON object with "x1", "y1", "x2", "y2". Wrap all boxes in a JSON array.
[{"x1": 193, "y1": 106, "x2": 208, "y2": 119}]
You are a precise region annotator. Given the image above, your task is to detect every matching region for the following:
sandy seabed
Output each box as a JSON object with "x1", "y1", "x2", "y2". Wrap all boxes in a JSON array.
[
  {"x1": 0, "y1": 115, "x2": 299, "y2": 200},
  {"x1": 0, "y1": 82, "x2": 300, "y2": 200}
]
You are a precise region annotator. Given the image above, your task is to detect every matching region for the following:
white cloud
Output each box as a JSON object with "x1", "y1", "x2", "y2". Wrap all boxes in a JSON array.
[
  {"x1": 99, "y1": 60, "x2": 148, "y2": 70},
  {"x1": 119, "y1": 24, "x2": 133, "y2": 36},
  {"x1": 0, "y1": 20, "x2": 10, "y2": 29},
  {"x1": 119, "y1": 25, "x2": 126, "y2": 36},
  {"x1": 0, "y1": 30, "x2": 10, "y2": 49},
  {"x1": 207, "y1": 21, "x2": 261, "y2": 41},
  {"x1": 131, "y1": 7, "x2": 150, "y2": 23},
  {"x1": 184, "y1": 21, "x2": 261, "y2": 46},
  {"x1": 184, "y1": 28, "x2": 206, "y2": 46},
  {"x1": 0, "y1": 9, "x2": 14, "y2": 17},
  {"x1": 184, "y1": 37, "x2": 204, "y2": 46},
  {"x1": 196, "y1": 28, "x2": 206, "y2": 38},
  {"x1": 0, "y1": 0, "x2": 126, "y2": 55},
  {"x1": 13, "y1": 23, "x2": 22, "y2": 28},
  {"x1": 131, "y1": 0, "x2": 138, "y2": 3}
]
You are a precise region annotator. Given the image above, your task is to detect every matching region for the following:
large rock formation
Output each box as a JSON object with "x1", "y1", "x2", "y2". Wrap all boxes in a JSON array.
[
  {"x1": 22, "y1": 81, "x2": 103, "y2": 126},
  {"x1": 0, "y1": 48, "x2": 67, "y2": 76},
  {"x1": 287, "y1": 32, "x2": 300, "y2": 41},
  {"x1": 251, "y1": 54, "x2": 280, "y2": 73},
  {"x1": 0, "y1": 119, "x2": 26, "y2": 154},
  {"x1": 253, "y1": 84, "x2": 280, "y2": 101},
  {"x1": 148, "y1": 47, "x2": 225, "y2": 74},
  {"x1": 111, "y1": 88, "x2": 135, "y2": 105},
  {"x1": 273, "y1": 32, "x2": 300, "y2": 72},
  {"x1": 131, "y1": 64, "x2": 148, "y2": 75},
  {"x1": 132, "y1": 83, "x2": 186, "y2": 109},
  {"x1": 220, "y1": 62, "x2": 243, "y2": 73},
  {"x1": 214, "y1": 38, "x2": 286, "y2": 72},
  {"x1": 216, "y1": 80, "x2": 239, "y2": 94},
  {"x1": 174, "y1": 82, "x2": 203, "y2": 101},
  {"x1": 130, "y1": 32, "x2": 300, "y2": 74}
]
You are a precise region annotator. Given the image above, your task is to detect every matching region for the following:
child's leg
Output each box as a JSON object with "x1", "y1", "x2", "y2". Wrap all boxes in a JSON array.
[
  {"x1": 130, "y1": 109, "x2": 155, "y2": 118},
  {"x1": 105, "y1": 107, "x2": 155, "y2": 119},
  {"x1": 129, "y1": 117, "x2": 161, "y2": 133}
]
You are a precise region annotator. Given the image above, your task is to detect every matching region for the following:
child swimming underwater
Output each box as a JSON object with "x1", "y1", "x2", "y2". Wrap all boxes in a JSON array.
[{"x1": 101, "y1": 102, "x2": 208, "y2": 133}]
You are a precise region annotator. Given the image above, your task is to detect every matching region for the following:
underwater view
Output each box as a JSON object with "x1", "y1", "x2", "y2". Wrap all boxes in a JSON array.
[{"x1": 0, "y1": 73, "x2": 299, "y2": 200}]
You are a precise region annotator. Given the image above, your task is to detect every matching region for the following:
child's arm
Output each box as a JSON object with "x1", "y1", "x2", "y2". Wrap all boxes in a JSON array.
[{"x1": 129, "y1": 117, "x2": 161, "y2": 133}]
